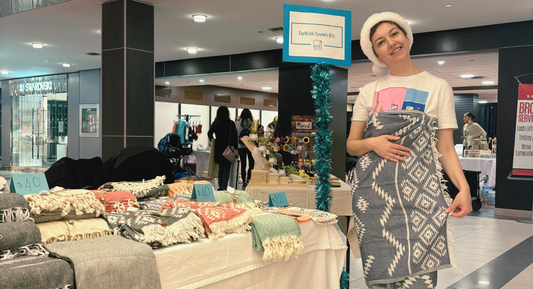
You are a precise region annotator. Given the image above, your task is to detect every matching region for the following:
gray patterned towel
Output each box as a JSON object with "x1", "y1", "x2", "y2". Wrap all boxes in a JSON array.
[
  {"x1": 0, "y1": 255, "x2": 74, "y2": 289},
  {"x1": 0, "y1": 221, "x2": 42, "y2": 251},
  {"x1": 98, "y1": 176, "x2": 168, "y2": 199},
  {"x1": 46, "y1": 235, "x2": 161, "y2": 289},
  {"x1": 104, "y1": 207, "x2": 204, "y2": 248},
  {"x1": 351, "y1": 111, "x2": 455, "y2": 286},
  {"x1": 0, "y1": 193, "x2": 31, "y2": 223}
]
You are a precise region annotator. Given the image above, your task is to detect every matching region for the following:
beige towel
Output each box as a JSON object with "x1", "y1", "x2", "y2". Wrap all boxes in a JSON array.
[
  {"x1": 37, "y1": 218, "x2": 110, "y2": 244},
  {"x1": 347, "y1": 220, "x2": 361, "y2": 259}
]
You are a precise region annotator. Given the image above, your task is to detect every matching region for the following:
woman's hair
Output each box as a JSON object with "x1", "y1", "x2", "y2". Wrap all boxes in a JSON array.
[
  {"x1": 240, "y1": 108, "x2": 253, "y2": 122},
  {"x1": 214, "y1": 106, "x2": 230, "y2": 122},
  {"x1": 369, "y1": 21, "x2": 408, "y2": 57},
  {"x1": 465, "y1": 112, "x2": 476, "y2": 120}
]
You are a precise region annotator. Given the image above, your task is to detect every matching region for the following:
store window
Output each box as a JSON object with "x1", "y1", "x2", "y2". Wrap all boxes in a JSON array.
[{"x1": 9, "y1": 75, "x2": 68, "y2": 167}]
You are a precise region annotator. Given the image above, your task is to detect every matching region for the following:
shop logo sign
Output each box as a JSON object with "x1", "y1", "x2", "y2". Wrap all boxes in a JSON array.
[{"x1": 19, "y1": 82, "x2": 53, "y2": 92}]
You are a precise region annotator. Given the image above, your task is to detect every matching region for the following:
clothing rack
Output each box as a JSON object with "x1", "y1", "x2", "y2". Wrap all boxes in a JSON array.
[{"x1": 174, "y1": 114, "x2": 202, "y2": 179}]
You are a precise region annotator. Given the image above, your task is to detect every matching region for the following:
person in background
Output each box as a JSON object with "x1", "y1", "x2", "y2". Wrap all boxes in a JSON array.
[
  {"x1": 346, "y1": 12, "x2": 471, "y2": 288},
  {"x1": 236, "y1": 109, "x2": 255, "y2": 189},
  {"x1": 265, "y1": 116, "x2": 277, "y2": 139},
  {"x1": 463, "y1": 112, "x2": 487, "y2": 149},
  {"x1": 208, "y1": 106, "x2": 237, "y2": 191}
]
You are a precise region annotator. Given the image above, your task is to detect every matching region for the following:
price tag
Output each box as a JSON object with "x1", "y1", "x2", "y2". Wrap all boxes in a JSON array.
[
  {"x1": 268, "y1": 192, "x2": 289, "y2": 207},
  {"x1": 227, "y1": 186, "x2": 235, "y2": 194},
  {"x1": 10, "y1": 173, "x2": 49, "y2": 195},
  {"x1": 191, "y1": 184, "x2": 215, "y2": 202}
]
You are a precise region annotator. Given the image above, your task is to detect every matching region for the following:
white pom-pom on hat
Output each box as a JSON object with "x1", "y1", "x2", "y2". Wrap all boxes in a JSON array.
[{"x1": 360, "y1": 12, "x2": 414, "y2": 76}]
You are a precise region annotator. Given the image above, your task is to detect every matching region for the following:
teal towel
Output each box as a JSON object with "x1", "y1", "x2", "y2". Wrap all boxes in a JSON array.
[{"x1": 250, "y1": 213, "x2": 303, "y2": 261}]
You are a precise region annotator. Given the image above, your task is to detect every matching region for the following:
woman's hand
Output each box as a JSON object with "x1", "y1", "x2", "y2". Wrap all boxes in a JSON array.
[
  {"x1": 445, "y1": 190, "x2": 472, "y2": 218},
  {"x1": 370, "y1": 135, "x2": 410, "y2": 162}
]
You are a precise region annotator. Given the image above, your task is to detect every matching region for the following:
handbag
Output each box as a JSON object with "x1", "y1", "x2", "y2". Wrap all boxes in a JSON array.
[{"x1": 223, "y1": 122, "x2": 238, "y2": 162}]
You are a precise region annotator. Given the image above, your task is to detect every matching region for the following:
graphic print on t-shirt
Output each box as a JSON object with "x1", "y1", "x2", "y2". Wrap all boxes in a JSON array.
[{"x1": 371, "y1": 87, "x2": 429, "y2": 114}]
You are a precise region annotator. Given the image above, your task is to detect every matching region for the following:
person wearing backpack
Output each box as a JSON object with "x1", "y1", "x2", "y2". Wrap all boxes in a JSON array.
[{"x1": 236, "y1": 109, "x2": 255, "y2": 189}]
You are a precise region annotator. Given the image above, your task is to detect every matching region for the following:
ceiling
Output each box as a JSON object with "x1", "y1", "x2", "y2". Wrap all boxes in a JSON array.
[{"x1": 2, "y1": 0, "x2": 532, "y2": 103}]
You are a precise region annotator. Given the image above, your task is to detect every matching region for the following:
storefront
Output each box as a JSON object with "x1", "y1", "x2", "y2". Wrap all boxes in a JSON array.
[{"x1": 8, "y1": 75, "x2": 68, "y2": 167}]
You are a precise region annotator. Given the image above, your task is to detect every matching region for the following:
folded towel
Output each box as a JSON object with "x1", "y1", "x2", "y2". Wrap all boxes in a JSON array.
[
  {"x1": 24, "y1": 190, "x2": 105, "y2": 223},
  {"x1": 0, "y1": 243, "x2": 49, "y2": 260},
  {"x1": 103, "y1": 208, "x2": 204, "y2": 248},
  {"x1": 98, "y1": 176, "x2": 167, "y2": 199},
  {"x1": 46, "y1": 235, "x2": 161, "y2": 289},
  {"x1": 168, "y1": 180, "x2": 211, "y2": 197},
  {"x1": 0, "y1": 193, "x2": 32, "y2": 223},
  {"x1": 0, "y1": 256, "x2": 74, "y2": 289},
  {"x1": 36, "y1": 218, "x2": 111, "y2": 245},
  {"x1": 92, "y1": 190, "x2": 139, "y2": 213},
  {"x1": 0, "y1": 220, "x2": 42, "y2": 251},
  {"x1": 251, "y1": 213, "x2": 303, "y2": 261},
  {"x1": 162, "y1": 201, "x2": 254, "y2": 240}
]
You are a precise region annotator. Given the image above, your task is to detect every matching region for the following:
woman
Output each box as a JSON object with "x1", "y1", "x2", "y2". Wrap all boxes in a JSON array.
[
  {"x1": 265, "y1": 116, "x2": 277, "y2": 139},
  {"x1": 208, "y1": 106, "x2": 237, "y2": 191},
  {"x1": 346, "y1": 12, "x2": 471, "y2": 288},
  {"x1": 236, "y1": 109, "x2": 255, "y2": 188},
  {"x1": 463, "y1": 112, "x2": 487, "y2": 149}
]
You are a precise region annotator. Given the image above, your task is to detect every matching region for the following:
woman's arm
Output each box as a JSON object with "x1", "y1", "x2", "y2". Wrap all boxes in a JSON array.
[
  {"x1": 346, "y1": 121, "x2": 411, "y2": 162},
  {"x1": 437, "y1": 129, "x2": 472, "y2": 218}
]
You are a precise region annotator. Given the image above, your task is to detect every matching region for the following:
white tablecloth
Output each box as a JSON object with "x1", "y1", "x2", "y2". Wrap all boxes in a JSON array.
[
  {"x1": 459, "y1": 157, "x2": 497, "y2": 187},
  {"x1": 246, "y1": 179, "x2": 352, "y2": 216},
  {"x1": 154, "y1": 221, "x2": 347, "y2": 289}
]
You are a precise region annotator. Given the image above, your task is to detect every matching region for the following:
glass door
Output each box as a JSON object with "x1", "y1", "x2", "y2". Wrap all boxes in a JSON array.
[{"x1": 12, "y1": 94, "x2": 47, "y2": 167}]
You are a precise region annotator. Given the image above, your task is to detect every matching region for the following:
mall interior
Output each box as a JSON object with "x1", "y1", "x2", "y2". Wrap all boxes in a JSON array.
[{"x1": 0, "y1": 0, "x2": 533, "y2": 288}]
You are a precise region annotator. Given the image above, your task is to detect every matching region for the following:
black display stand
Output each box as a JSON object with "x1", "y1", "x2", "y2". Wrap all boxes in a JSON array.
[{"x1": 507, "y1": 171, "x2": 533, "y2": 223}]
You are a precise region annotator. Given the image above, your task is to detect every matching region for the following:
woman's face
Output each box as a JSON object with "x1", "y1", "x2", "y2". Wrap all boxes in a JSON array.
[
  {"x1": 371, "y1": 22, "x2": 410, "y2": 67},
  {"x1": 463, "y1": 114, "x2": 471, "y2": 123}
]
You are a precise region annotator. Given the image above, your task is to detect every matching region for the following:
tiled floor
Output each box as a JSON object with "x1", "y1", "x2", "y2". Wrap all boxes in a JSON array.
[{"x1": 347, "y1": 209, "x2": 533, "y2": 289}]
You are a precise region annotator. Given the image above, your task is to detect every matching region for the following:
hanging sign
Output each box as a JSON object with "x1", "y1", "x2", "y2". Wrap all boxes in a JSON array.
[
  {"x1": 283, "y1": 4, "x2": 351, "y2": 67},
  {"x1": 512, "y1": 84, "x2": 533, "y2": 176},
  {"x1": 10, "y1": 173, "x2": 49, "y2": 195},
  {"x1": 191, "y1": 183, "x2": 216, "y2": 202}
]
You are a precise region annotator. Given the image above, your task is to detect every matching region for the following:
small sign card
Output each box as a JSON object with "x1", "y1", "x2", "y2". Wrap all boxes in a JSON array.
[
  {"x1": 269, "y1": 191, "x2": 289, "y2": 207},
  {"x1": 227, "y1": 186, "x2": 235, "y2": 194},
  {"x1": 191, "y1": 184, "x2": 216, "y2": 202},
  {"x1": 10, "y1": 173, "x2": 49, "y2": 195}
]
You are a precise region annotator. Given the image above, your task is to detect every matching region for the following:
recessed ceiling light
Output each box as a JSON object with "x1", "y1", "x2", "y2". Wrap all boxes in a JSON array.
[
  {"x1": 237, "y1": 76, "x2": 243, "y2": 80},
  {"x1": 164, "y1": 81, "x2": 170, "y2": 85},
  {"x1": 192, "y1": 15, "x2": 207, "y2": 22},
  {"x1": 479, "y1": 101, "x2": 488, "y2": 104},
  {"x1": 262, "y1": 86, "x2": 272, "y2": 90},
  {"x1": 275, "y1": 37, "x2": 283, "y2": 44},
  {"x1": 45, "y1": 60, "x2": 48, "y2": 62},
  {"x1": 437, "y1": 61, "x2": 445, "y2": 65},
  {"x1": 62, "y1": 63, "x2": 71, "y2": 68},
  {"x1": 186, "y1": 47, "x2": 198, "y2": 54},
  {"x1": 482, "y1": 81, "x2": 495, "y2": 85},
  {"x1": 478, "y1": 281, "x2": 490, "y2": 285},
  {"x1": 359, "y1": 87, "x2": 362, "y2": 91},
  {"x1": 32, "y1": 43, "x2": 44, "y2": 49},
  {"x1": 1, "y1": 70, "x2": 8, "y2": 75},
  {"x1": 460, "y1": 74, "x2": 474, "y2": 78},
  {"x1": 445, "y1": 4, "x2": 453, "y2": 8},
  {"x1": 199, "y1": 79, "x2": 204, "y2": 83}
]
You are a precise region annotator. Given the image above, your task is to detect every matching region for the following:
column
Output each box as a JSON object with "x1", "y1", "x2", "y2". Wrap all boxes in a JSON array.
[{"x1": 101, "y1": 0, "x2": 154, "y2": 160}]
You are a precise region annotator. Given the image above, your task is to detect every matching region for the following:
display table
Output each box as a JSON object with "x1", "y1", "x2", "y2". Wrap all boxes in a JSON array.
[
  {"x1": 154, "y1": 221, "x2": 347, "y2": 289},
  {"x1": 246, "y1": 179, "x2": 352, "y2": 216},
  {"x1": 459, "y1": 156, "x2": 497, "y2": 187}
]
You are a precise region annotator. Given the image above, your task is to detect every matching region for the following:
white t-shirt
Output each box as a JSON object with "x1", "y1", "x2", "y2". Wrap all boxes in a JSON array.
[{"x1": 352, "y1": 71, "x2": 458, "y2": 130}]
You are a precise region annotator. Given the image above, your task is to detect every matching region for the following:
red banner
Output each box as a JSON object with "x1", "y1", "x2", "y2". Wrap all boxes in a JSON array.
[{"x1": 512, "y1": 84, "x2": 533, "y2": 176}]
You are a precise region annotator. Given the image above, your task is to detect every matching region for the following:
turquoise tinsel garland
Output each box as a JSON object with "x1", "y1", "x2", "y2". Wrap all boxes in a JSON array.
[
  {"x1": 311, "y1": 63, "x2": 350, "y2": 287},
  {"x1": 311, "y1": 62, "x2": 333, "y2": 213}
]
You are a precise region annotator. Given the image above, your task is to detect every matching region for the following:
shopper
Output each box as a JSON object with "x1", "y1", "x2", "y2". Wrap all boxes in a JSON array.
[
  {"x1": 462, "y1": 112, "x2": 487, "y2": 148},
  {"x1": 265, "y1": 116, "x2": 277, "y2": 139},
  {"x1": 346, "y1": 12, "x2": 471, "y2": 288},
  {"x1": 208, "y1": 106, "x2": 237, "y2": 191},
  {"x1": 236, "y1": 108, "x2": 255, "y2": 188}
]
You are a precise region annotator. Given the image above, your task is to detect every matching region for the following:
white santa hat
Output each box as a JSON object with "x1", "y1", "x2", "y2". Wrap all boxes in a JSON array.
[{"x1": 360, "y1": 12, "x2": 414, "y2": 76}]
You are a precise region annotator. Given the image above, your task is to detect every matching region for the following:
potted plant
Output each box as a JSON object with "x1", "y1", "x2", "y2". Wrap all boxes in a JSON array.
[
  {"x1": 258, "y1": 136, "x2": 268, "y2": 153},
  {"x1": 249, "y1": 120, "x2": 259, "y2": 141}
]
